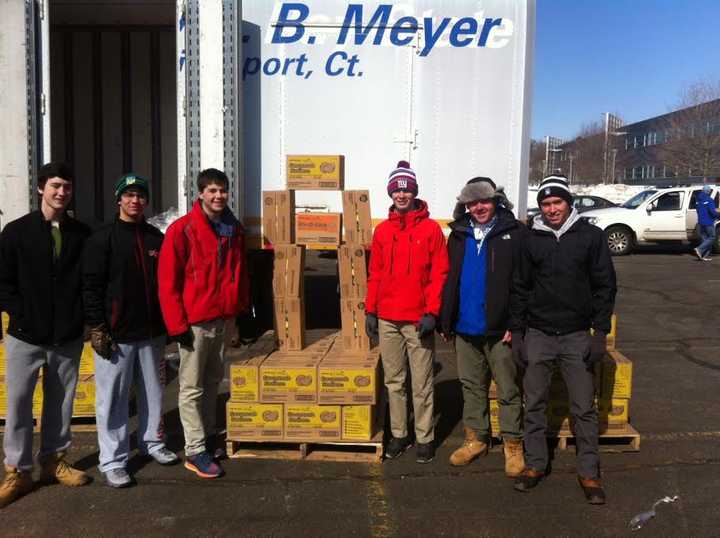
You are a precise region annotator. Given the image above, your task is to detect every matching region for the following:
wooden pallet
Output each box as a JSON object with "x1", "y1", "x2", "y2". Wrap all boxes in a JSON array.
[
  {"x1": 554, "y1": 423, "x2": 640, "y2": 452},
  {"x1": 226, "y1": 434, "x2": 384, "y2": 463}
]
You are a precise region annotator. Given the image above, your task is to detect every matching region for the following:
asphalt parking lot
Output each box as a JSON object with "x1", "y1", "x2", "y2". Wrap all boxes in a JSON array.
[{"x1": 2, "y1": 249, "x2": 720, "y2": 537}]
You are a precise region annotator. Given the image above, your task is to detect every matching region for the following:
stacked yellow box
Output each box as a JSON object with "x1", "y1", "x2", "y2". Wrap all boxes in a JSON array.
[{"x1": 226, "y1": 331, "x2": 382, "y2": 443}]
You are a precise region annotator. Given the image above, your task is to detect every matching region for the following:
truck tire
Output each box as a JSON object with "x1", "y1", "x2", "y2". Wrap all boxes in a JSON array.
[{"x1": 606, "y1": 226, "x2": 634, "y2": 256}]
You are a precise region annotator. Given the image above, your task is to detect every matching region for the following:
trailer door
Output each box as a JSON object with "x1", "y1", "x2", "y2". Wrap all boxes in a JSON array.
[{"x1": 26, "y1": 0, "x2": 52, "y2": 206}]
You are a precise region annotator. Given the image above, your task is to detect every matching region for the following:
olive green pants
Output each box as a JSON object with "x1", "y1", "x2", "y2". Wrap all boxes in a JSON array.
[{"x1": 455, "y1": 333, "x2": 522, "y2": 442}]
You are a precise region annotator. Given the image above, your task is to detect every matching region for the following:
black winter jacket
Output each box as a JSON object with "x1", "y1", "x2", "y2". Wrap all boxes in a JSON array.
[
  {"x1": 440, "y1": 208, "x2": 528, "y2": 338},
  {"x1": 510, "y1": 218, "x2": 617, "y2": 335},
  {"x1": 82, "y1": 217, "x2": 165, "y2": 343},
  {"x1": 0, "y1": 210, "x2": 91, "y2": 345}
]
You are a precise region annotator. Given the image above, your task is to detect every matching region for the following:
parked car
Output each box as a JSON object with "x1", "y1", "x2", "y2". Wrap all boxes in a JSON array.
[
  {"x1": 526, "y1": 195, "x2": 617, "y2": 221},
  {"x1": 581, "y1": 186, "x2": 720, "y2": 255}
]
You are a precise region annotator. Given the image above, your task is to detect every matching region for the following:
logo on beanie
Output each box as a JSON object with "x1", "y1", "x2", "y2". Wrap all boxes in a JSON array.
[
  {"x1": 127, "y1": 177, "x2": 137, "y2": 185},
  {"x1": 545, "y1": 188, "x2": 551, "y2": 196},
  {"x1": 398, "y1": 180, "x2": 407, "y2": 189}
]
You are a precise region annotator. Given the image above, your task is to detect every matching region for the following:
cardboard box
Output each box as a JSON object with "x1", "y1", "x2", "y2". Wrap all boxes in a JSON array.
[
  {"x1": 489, "y1": 399, "x2": 500, "y2": 434},
  {"x1": 260, "y1": 354, "x2": 323, "y2": 403},
  {"x1": 226, "y1": 402, "x2": 284, "y2": 440},
  {"x1": 230, "y1": 356, "x2": 268, "y2": 403},
  {"x1": 302, "y1": 331, "x2": 338, "y2": 357},
  {"x1": 598, "y1": 397, "x2": 630, "y2": 425},
  {"x1": 80, "y1": 343, "x2": 95, "y2": 376},
  {"x1": 0, "y1": 344, "x2": 5, "y2": 375},
  {"x1": 340, "y1": 298, "x2": 370, "y2": 351},
  {"x1": 262, "y1": 190, "x2": 295, "y2": 245},
  {"x1": 342, "y1": 405, "x2": 378, "y2": 441},
  {"x1": 318, "y1": 354, "x2": 380, "y2": 404},
  {"x1": 274, "y1": 297, "x2": 305, "y2": 351},
  {"x1": 295, "y1": 213, "x2": 342, "y2": 246},
  {"x1": 272, "y1": 245, "x2": 305, "y2": 298},
  {"x1": 338, "y1": 245, "x2": 368, "y2": 299},
  {"x1": 1, "y1": 311, "x2": 8, "y2": 339},
  {"x1": 342, "y1": 190, "x2": 373, "y2": 246},
  {"x1": 286, "y1": 155, "x2": 344, "y2": 190},
  {"x1": 284, "y1": 404, "x2": 342, "y2": 440},
  {"x1": 601, "y1": 350, "x2": 632, "y2": 399},
  {"x1": 73, "y1": 375, "x2": 96, "y2": 416}
]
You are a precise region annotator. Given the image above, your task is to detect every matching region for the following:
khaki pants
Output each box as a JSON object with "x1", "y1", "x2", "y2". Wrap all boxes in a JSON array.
[
  {"x1": 378, "y1": 319, "x2": 435, "y2": 444},
  {"x1": 455, "y1": 334, "x2": 522, "y2": 442},
  {"x1": 178, "y1": 319, "x2": 225, "y2": 457}
]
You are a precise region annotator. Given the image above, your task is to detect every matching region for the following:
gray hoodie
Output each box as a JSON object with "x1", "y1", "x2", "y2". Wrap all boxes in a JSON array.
[{"x1": 532, "y1": 207, "x2": 581, "y2": 240}]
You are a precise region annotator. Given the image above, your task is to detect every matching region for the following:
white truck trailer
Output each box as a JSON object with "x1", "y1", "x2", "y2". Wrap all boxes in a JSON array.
[{"x1": 0, "y1": 0, "x2": 534, "y2": 244}]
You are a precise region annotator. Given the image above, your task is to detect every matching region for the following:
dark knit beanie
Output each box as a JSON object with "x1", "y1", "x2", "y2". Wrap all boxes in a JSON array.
[
  {"x1": 537, "y1": 175, "x2": 572, "y2": 205},
  {"x1": 387, "y1": 160, "x2": 418, "y2": 196},
  {"x1": 115, "y1": 173, "x2": 149, "y2": 201}
]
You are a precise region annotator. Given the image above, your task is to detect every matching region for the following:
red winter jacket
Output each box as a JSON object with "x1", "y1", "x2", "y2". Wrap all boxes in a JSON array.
[
  {"x1": 365, "y1": 200, "x2": 449, "y2": 322},
  {"x1": 158, "y1": 201, "x2": 249, "y2": 336}
]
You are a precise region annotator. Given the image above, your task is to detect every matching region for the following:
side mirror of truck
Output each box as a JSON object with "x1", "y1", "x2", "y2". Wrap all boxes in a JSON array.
[{"x1": 645, "y1": 206, "x2": 652, "y2": 214}]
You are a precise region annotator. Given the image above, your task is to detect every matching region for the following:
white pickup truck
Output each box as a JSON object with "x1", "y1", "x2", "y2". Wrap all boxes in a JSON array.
[{"x1": 582, "y1": 186, "x2": 720, "y2": 255}]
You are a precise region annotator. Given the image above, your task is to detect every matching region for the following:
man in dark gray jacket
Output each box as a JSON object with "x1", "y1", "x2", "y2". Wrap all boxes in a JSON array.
[{"x1": 510, "y1": 175, "x2": 616, "y2": 505}]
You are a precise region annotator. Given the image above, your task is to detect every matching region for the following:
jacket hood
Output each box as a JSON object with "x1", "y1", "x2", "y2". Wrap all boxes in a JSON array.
[
  {"x1": 532, "y1": 207, "x2": 582, "y2": 239},
  {"x1": 387, "y1": 198, "x2": 430, "y2": 229}
]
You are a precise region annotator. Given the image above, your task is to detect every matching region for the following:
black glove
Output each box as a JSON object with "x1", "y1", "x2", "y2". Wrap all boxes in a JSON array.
[
  {"x1": 587, "y1": 332, "x2": 606, "y2": 366},
  {"x1": 171, "y1": 330, "x2": 194, "y2": 350},
  {"x1": 365, "y1": 313, "x2": 379, "y2": 340},
  {"x1": 415, "y1": 314, "x2": 436, "y2": 339},
  {"x1": 511, "y1": 330, "x2": 527, "y2": 369},
  {"x1": 88, "y1": 325, "x2": 117, "y2": 360}
]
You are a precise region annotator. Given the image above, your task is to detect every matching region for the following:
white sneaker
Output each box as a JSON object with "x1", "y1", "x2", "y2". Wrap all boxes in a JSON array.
[
  {"x1": 104, "y1": 468, "x2": 133, "y2": 488},
  {"x1": 693, "y1": 247, "x2": 703, "y2": 260},
  {"x1": 702, "y1": 256, "x2": 713, "y2": 262},
  {"x1": 149, "y1": 447, "x2": 179, "y2": 466}
]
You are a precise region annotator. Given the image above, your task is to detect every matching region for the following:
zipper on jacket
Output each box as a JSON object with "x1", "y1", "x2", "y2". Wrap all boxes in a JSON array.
[{"x1": 135, "y1": 225, "x2": 154, "y2": 338}]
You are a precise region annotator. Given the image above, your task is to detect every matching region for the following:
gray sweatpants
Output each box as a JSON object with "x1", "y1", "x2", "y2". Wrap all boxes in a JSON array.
[
  {"x1": 94, "y1": 336, "x2": 167, "y2": 473},
  {"x1": 523, "y1": 328, "x2": 599, "y2": 479},
  {"x1": 3, "y1": 334, "x2": 83, "y2": 471}
]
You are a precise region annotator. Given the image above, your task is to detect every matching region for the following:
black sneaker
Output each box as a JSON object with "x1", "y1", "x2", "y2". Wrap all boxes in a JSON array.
[
  {"x1": 514, "y1": 468, "x2": 545, "y2": 492},
  {"x1": 385, "y1": 436, "x2": 413, "y2": 459},
  {"x1": 416, "y1": 442, "x2": 435, "y2": 464}
]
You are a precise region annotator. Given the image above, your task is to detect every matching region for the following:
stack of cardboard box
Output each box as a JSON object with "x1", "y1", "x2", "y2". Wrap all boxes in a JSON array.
[
  {"x1": 227, "y1": 331, "x2": 382, "y2": 443},
  {"x1": 231, "y1": 155, "x2": 381, "y2": 447},
  {"x1": 488, "y1": 318, "x2": 635, "y2": 438}
]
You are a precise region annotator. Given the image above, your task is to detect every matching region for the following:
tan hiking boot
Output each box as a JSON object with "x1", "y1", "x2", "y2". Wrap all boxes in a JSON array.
[
  {"x1": 503, "y1": 438, "x2": 525, "y2": 477},
  {"x1": 39, "y1": 452, "x2": 89, "y2": 487},
  {"x1": 449, "y1": 427, "x2": 489, "y2": 466},
  {"x1": 0, "y1": 465, "x2": 35, "y2": 508}
]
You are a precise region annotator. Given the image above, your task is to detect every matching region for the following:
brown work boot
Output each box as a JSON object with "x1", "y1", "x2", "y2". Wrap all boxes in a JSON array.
[
  {"x1": 449, "y1": 427, "x2": 489, "y2": 466},
  {"x1": 503, "y1": 438, "x2": 525, "y2": 477},
  {"x1": 0, "y1": 465, "x2": 35, "y2": 508},
  {"x1": 39, "y1": 452, "x2": 89, "y2": 487},
  {"x1": 578, "y1": 476, "x2": 606, "y2": 505},
  {"x1": 513, "y1": 468, "x2": 545, "y2": 492}
]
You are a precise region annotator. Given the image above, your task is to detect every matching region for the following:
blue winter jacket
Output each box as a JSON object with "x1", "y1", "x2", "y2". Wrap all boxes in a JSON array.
[{"x1": 697, "y1": 191, "x2": 719, "y2": 226}]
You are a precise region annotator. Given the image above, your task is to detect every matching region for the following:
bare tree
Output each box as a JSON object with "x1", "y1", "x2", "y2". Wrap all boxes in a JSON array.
[
  {"x1": 528, "y1": 138, "x2": 546, "y2": 185},
  {"x1": 660, "y1": 81, "x2": 720, "y2": 178},
  {"x1": 560, "y1": 121, "x2": 606, "y2": 184}
]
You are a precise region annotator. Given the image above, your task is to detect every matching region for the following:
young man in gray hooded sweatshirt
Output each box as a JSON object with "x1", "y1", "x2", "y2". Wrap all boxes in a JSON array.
[{"x1": 510, "y1": 175, "x2": 616, "y2": 504}]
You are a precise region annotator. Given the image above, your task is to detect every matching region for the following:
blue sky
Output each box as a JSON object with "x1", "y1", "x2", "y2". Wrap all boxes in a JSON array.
[{"x1": 532, "y1": 0, "x2": 720, "y2": 141}]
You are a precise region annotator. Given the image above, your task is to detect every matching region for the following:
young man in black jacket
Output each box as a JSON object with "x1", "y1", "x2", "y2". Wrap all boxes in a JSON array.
[
  {"x1": 82, "y1": 174, "x2": 178, "y2": 488},
  {"x1": 439, "y1": 177, "x2": 526, "y2": 476},
  {"x1": 511, "y1": 175, "x2": 616, "y2": 504},
  {"x1": 0, "y1": 163, "x2": 91, "y2": 508}
]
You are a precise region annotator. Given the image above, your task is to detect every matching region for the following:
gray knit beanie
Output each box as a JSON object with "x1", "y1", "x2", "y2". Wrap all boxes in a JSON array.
[{"x1": 453, "y1": 176, "x2": 514, "y2": 220}]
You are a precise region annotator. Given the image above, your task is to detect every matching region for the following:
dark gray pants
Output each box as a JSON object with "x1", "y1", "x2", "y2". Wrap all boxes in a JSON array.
[{"x1": 523, "y1": 328, "x2": 599, "y2": 479}]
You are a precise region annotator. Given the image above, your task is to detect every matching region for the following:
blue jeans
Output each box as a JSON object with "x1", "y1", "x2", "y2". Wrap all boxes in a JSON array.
[{"x1": 698, "y1": 224, "x2": 716, "y2": 257}]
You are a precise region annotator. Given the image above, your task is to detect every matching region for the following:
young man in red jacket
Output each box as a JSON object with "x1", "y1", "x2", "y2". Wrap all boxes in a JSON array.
[
  {"x1": 365, "y1": 161, "x2": 449, "y2": 463},
  {"x1": 158, "y1": 169, "x2": 249, "y2": 479}
]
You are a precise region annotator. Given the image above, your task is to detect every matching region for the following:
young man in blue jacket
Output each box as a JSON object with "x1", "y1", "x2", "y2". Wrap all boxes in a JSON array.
[
  {"x1": 439, "y1": 177, "x2": 526, "y2": 476},
  {"x1": 693, "y1": 184, "x2": 719, "y2": 261}
]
